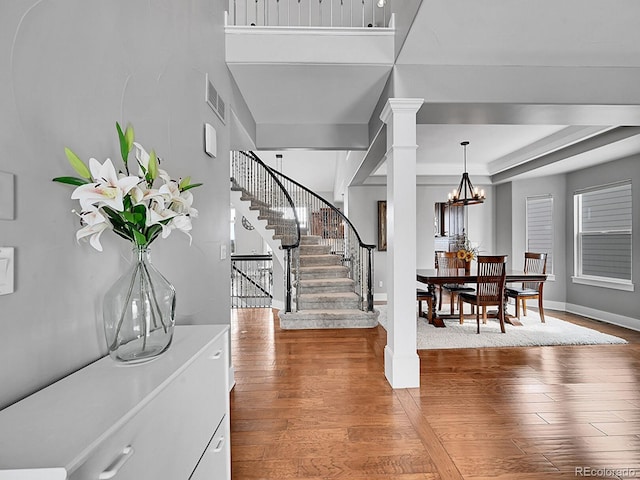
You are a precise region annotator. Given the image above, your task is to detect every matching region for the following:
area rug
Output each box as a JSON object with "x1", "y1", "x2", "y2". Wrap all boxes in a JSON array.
[{"x1": 375, "y1": 305, "x2": 628, "y2": 349}]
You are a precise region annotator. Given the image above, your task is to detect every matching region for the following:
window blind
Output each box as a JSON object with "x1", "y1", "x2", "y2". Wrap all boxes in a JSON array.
[
  {"x1": 526, "y1": 195, "x2": 553, "y2": 274},
  {"x1": 577, "y1": 181, "x2": 632, "y2": 281}
]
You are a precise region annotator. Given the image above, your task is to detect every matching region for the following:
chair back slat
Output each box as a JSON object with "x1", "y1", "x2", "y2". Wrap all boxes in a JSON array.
[
  {"x1": 476, "y1": 255, "x2": 507, "y2": 302},
  {"x1": 437, "y1": 251, "x2": 467, "y2": 276},
  {"x1": 523, "y1": 252, "x2": 547, "y2": 290}
]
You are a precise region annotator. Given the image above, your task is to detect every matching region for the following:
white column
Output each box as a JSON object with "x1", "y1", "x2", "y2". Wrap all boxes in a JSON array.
[{"x1": 380, "y1": 98, "x2": 423, "y2": 389}]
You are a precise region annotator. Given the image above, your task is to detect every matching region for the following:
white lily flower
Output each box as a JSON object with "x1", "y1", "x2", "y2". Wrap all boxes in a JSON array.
[
  {"x1": 71, "y1": 158, "x2": 139, "y2": 211},
  {"x1": 57, "y1": 124, "x2": 201, "y2": 252},
  {"x1": 159, "y1": 182, "x2": 197, "y2": 215},
  {"x1": 133, "y1": 142, "x2": 150, "y2": 178},
  {"x1": 130, "y1": 185, "x2": 164, "y2": 208},
  {"x1": 145, "y1": 202, "x2": 179, "y2": 234},
  {"x1": 76, "y1": 209, "x2": 111, "y2": 251},
  {"x1": 168, "y1": 215, "x2": 193, "y2": 244},
  {"x1": 133, "y1": 142, "x2": 170, "y2": 182}
]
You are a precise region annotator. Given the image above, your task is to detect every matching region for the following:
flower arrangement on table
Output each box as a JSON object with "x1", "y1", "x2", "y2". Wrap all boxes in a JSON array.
[
  {"x1": 53, "y1": 122, "x2": 203, "y2": 363},
  {"x1": 53, "y1": 122, "x2": 202, "y2": 251},
  {"x1": 456, "y1": 237, "x2": 478, "y2": 262}
]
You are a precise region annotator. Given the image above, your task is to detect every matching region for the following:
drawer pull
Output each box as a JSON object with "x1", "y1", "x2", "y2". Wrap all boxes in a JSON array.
[
  {"x1": 213, "y1": 435, "x2": 225, "y2": 453},
  {"x1": 98, "y1": 445, "x2": 134, "y2": 479},
  {"x1": 209, "y1": 349, "x2": 223, "y2": 360}
]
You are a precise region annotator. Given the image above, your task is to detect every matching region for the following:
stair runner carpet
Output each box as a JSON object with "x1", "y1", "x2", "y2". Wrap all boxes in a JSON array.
[{"x1": 278, "y1": 235, "x2": 379, "y2": 329}]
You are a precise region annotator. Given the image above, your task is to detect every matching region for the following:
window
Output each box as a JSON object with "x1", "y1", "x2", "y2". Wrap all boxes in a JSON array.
[
  {"x1": 526, "y1": 195, "x2": 553, "y2": 275},
  {"x1": 573, "y1": 180, "x2": 633, "y2": 290}
]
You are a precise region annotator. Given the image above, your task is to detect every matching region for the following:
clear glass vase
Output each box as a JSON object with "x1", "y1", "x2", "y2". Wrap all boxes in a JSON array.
[{"x1": 103, "y1": 246, "x2": 176, "y2": 363}]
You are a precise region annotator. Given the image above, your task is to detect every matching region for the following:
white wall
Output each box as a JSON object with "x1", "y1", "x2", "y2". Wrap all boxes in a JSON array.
[{"x1": 0, "y1": 0, "x2": 233, "y2": 409}]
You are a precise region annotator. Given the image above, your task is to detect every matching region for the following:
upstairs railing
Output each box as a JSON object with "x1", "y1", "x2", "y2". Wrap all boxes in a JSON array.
[
  {"x1": 231, "y1": 151, "x2": 300, "y2": 311},
  {"x1": 269, "y1": 166, "x2": 375, "y2": 313},
  {"x1": 229, "y1": 0, "x2": 390, "y2": 28}
]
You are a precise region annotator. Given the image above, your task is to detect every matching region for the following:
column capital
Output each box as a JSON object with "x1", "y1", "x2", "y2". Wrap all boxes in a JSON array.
[{"x1": 380, "y1": 98, "x2": 424, "y2": 124}]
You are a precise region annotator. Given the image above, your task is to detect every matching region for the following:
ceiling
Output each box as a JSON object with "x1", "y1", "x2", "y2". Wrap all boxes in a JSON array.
[{"x1": 230, "y1": 1, "x2": 640, "y2": 193}]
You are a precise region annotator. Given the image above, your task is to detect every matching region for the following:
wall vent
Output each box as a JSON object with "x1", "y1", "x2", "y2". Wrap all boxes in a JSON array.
[{"x1": 205, "y1": 74, "x2": 226, "y2": 124}]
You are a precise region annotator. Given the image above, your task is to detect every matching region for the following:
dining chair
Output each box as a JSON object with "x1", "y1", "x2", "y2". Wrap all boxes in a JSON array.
[
  {"x1": 417, "y1": 288, "x2": 434, "y2": 323},
  {"x1": 506, "y1": 252, "x2": 547, "y2": 322},
  {"x1": 458, "y1": 255, "x2": 508, "y2": 334},
  {"x1": 436, "y1": 251, "x2": 474, "y2": 313}
]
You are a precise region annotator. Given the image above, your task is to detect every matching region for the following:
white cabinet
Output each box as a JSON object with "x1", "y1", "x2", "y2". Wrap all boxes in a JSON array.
[{"x1": 0, "y1": 325, "x2": 230, "y2": 480}]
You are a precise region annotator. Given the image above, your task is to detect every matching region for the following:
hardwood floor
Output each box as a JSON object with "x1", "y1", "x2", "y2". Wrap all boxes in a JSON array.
[{"x1": 230, "y1": 306, "x2": 640, "y2": 480}]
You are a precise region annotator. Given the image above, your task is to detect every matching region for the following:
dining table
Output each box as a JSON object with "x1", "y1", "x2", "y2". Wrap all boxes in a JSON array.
[{"x1": 416, "y1": 268, "x2": 547, "y2": 328}]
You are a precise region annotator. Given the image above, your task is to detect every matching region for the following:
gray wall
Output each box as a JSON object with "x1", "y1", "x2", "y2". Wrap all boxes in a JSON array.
[
  {"x1": 566, "y1": 156, "x2": 640, "y2": 325},
  {"x1": 0, "y1": 0, "x2": 233, "y2": 409},
  {"x1": 494, "y1": 182, "x2": 513, "y2": 265},
  {"x1": 510, "y1": 174, "x2": 567, "y2": 304}
]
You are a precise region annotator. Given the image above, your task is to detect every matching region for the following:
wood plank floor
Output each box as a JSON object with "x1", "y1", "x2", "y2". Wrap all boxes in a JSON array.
[{"x1": 230, "y1": 305, "x2": 640, "y2": 480}]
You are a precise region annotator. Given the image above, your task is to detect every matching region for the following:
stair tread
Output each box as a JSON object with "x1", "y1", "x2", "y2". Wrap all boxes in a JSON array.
[
  {"x1": 298, "y1": 292, "x2": 359, "y2": 299},
  {"x1": 299, "y1": 278, "x2": 354, "y2": 285},
  {"x1": 299, "y1": 265, "x2": 348, "y2": 270},
  {"x1": 282, "y1": 309, "x2": 376, "y2": 315}
]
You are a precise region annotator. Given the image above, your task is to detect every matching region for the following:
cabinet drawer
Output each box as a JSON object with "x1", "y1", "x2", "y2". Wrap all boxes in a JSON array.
[
  {"x1": 69, "y1": 332, "x2": 228, "y2": 480},
  {"x1": 189, "y1": 416, "x2": 230, "y2": 480}
]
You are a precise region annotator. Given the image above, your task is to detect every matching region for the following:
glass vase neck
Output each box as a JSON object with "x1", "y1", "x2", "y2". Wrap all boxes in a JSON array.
[{"x1": 133, "y1": 245, "x2": 151, "y2": 261}]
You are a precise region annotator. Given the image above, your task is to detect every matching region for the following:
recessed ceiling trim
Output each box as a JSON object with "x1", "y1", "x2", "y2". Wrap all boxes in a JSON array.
[
  {"x1": 488, "y1": 126, "x2": 615, "y2": 175},
  {"x1": 491, "y1": 126, "x2": 640, "y2": 184}
]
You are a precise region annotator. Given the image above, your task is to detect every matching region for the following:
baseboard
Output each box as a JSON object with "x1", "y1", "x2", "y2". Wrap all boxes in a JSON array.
[
  {"x1": 565, "y1": 303, "x2": 640, "y2": 332},
  {"x1": 543, "y1": 300, "x2": 567, "y2": 312}
]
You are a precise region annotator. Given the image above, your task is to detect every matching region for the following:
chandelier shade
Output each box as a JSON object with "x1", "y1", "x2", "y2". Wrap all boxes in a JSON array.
[{"x1": 447, "y1": 141, "x2": 485, "y2": 206}]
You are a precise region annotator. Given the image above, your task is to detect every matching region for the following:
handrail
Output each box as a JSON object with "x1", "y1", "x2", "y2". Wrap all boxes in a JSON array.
[
  {"x1": 231, "y1": 151, "x2": 300, "y2": 311},
  {"x1": 266, "y1": 159, "x2": 375, "y2": 312},
  {"x1": 231, "y1": 150, "x2": 375, "y2": 313},
  {"x1": 268, "y1": 168, "x2": 375, "y2": 251},
  {"x1": 243, "y1": 151, "x2": 301, "y2": 250}
]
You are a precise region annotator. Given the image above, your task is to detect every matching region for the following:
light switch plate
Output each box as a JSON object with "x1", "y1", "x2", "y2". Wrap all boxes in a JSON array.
[
  {"x1": 0, "y1": 172, "x2": 15, "y2": 220},
  {"x1": 0, "y1": 247, "x2": 15, "y2": 295},
  {"x1": 220, "y1": 243, "x2": 227, "y2": 260}
]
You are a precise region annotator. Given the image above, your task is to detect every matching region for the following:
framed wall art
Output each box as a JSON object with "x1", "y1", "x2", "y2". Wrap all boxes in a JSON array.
[{"x1": 377, "y1": 200, "x2": 387, "y2": 251}]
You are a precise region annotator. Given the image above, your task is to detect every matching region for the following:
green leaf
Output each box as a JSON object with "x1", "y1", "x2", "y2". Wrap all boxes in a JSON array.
[
  {"x1": 122, "y1": 212, "x2": 136, "y2": 223},
  {"x1": 52, "y1": 176, "x2": 90, "y2": 186},
  {"x1": 133, "y1": 230, "x2": 147, "y2": 246},
  {"x1": 146, "y1": 225, "x2": 163, "y2": 245},
  {"x1": 181, "y1": 183, "x2": 203, "y2": 192},
  {"x1": 147, "y1": 149, "x2": 158, "y2": 181},
  {"x1": 132, "y1": 204, "x2": 147, "y2": 223},
  {"x1": 111, "y1": 226, "x2": 134, "y2": 242},
  {"x1": 116, "y1": 122, "x2": 130, "y2": 171},
  {"x1": 179, "y1": 176, "x2": 191, "y2": 190},
  {"x1": 64, "y1": 148, "x2": 91, "y2": 180}
]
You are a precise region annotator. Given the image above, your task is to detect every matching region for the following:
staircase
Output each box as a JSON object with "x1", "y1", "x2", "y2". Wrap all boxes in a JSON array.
[
  {"x1": 231, "y1": 150, "x2": 378, "y2": 330},
  {"x1": 280, "y1": 235, "x2": 378, "y2": 329}
]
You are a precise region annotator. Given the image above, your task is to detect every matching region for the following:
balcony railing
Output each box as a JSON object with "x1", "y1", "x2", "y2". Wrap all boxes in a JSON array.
[{"x1": 229, "y1": 0, "x2": 390, "y2": 28}]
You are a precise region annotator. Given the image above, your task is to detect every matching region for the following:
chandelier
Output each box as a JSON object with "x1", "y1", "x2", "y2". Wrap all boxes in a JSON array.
[{"x1": 447, "y1": 141, "x2": 485, "y2": 206}]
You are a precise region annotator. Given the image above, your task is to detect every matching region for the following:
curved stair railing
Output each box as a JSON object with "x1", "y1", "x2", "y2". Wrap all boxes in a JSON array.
[
  {"x1": 231, "y1": 151, "x2": 300, "y2": 312},
  {"x1": 268, "y1": 163, "x2": 375, "y2": 313},
  {"x1": 231, "y1": 150, "x2": 375, "y2": 313}
]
